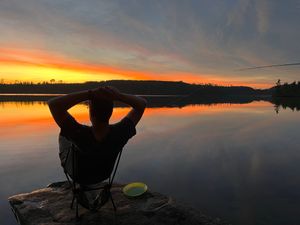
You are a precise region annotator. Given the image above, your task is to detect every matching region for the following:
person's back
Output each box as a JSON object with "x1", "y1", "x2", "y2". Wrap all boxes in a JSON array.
[{"x1": 48, "y1": 86, "x2": 147, "y2": 184}]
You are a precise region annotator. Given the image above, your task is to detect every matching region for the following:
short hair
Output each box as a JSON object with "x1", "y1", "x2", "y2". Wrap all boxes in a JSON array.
[{"x1": 89, "y1": 98, "x2": 113, "y2": 122}]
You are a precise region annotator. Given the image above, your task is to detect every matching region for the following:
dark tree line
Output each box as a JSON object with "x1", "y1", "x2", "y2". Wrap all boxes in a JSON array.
[
  {"x1": 273, "y1": 80, "x2": 300, "y2": 97},
  {"x1": 0, "y1": 80, "x2": 272, "y2": 96}
]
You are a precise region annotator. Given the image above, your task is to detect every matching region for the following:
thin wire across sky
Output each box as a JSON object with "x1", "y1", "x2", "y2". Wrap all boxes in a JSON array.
[{"x1": 238, "y1": 62, "x2": 300, "y2": 71}]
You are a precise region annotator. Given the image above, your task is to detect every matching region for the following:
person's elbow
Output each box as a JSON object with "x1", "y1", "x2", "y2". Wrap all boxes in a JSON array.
[
  {"x1": 133, "y1": 97, "x2": 147, "y2": 113},
  {"x1": 139, "y1": 97, "x2": 147, "y2": 110},
  {"x1": 47, "y1": 99, "x2": 53, "y2": 108},
  {"x1": 47, "y1": 98, "x2": 61, "y2": 113},
  {"x1": 47, "y1": 99, "x2": 65, "y2": 125},
  {"x1": 47, "y1": 99, "x2": 56, "y2": 110}
]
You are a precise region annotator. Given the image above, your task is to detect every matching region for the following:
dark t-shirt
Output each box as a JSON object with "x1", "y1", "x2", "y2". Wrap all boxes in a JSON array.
[{"x1": 59, "y1": 115, "x2": 136, "y2": 184}]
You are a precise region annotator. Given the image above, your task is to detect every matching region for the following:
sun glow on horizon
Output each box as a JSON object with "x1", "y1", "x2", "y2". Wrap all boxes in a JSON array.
[
  {"x1": 0, "y1": 62, "x2": 126, "y2": 83},
  {"x1": 0, "y1": 47, "x2": 272, "y2": 88}
]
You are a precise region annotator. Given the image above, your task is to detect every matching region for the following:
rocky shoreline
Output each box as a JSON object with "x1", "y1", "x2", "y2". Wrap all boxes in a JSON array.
[{"x1": 8, "y1": 181, "x2": 230, "y2": 225}]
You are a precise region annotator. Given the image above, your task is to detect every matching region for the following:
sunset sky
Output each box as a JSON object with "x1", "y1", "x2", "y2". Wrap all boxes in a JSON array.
[{"x1": 0, "y1": 0, "x2": 299, "y2": 88}]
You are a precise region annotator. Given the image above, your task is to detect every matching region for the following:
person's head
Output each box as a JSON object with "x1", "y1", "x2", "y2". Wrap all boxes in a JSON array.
[{"x1": 89, "y1": 97, "x2": 113, "y2": 125}]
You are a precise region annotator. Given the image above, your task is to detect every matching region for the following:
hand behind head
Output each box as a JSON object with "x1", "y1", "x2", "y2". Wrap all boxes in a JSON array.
[
  {"x1": 93, "y1": 87, "x2": 114, "y2": 101},
  {"x1": 103, "y1": 86, "x2": 121, "y2": 100},
  {"x1": 92, "y1": 86, "x2": 121, "y2": 101}
]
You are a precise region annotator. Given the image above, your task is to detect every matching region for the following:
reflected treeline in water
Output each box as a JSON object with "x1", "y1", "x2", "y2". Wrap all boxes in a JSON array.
[
  {"x1": 1, "y1": 94, "x2": 299, "y2": 113},
  {"x1": 0, "y1": 95, "x2": 55, "y2": 103},
  {"x1": 0, "y1": 94, "x2": 270, "y2": 107},
  {"x1": 149, "y1": 95, "x2": 271, "y2": 107},
  {"x1": 0, "y1": 101, "x2": 46, "y2": 107},
  {"x1": 271, "y1": 97, "x2": 300, "y2": 113}
]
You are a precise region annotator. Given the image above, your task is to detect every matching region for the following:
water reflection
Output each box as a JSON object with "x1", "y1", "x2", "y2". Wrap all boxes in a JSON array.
[
  {"x1": 0, "y1": 94, "x2": 262, "y2": 104},
  {"x1": 0, "y1": 99, "x2": 300, "y2": 225},
  {"x1": 271, "y1": 97, "x2": 300, "y2": 113},
  {"x1": 1, "y1": 94, "x2": 300, "y2": 114}
]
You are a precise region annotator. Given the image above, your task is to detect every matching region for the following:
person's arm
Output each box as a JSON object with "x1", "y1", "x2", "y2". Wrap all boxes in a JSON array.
[
  {"x1": 104, "y1": 87, "x2": 147, "y2": 126},
  {"x1": 119, "y1": 93, "x2": 147, "y2": 126},
  {"x1": 47, "y1": 90, "x2": 90, "y2": 128}
]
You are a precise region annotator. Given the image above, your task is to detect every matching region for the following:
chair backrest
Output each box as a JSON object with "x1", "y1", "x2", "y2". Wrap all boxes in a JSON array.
[{"x1": 59, "y1": 135, "x2": 123, "y2": 186}]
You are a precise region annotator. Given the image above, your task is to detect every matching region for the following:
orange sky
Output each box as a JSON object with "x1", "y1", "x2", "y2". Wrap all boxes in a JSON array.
[
  {"x1": 0, "y1": 47, "x2": 271, "y2": 88},
  {"x1": 0, "y1": 1, "x2": 299, "y2": 90}
]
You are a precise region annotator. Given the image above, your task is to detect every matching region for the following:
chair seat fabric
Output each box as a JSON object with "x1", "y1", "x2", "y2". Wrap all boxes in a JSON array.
[{"x1": 59, "y1": 135, "x2": 113, "y2": 185}]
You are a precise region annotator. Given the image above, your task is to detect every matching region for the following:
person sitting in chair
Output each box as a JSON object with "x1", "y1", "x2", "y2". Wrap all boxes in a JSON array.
[{"x1": 48, "y1": 86, "x2": 146, "y2": 211}]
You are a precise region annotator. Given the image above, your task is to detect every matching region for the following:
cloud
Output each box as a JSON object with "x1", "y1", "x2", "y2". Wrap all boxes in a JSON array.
[
  {"x1": 255, "y1": 0, "x2": 270, "y2": 34},
  {"x1": 225, "y1": 0, "x2": 271, "y2": 35},
  {"x1": 0, "y1": 0, "x2": 299, "y2": 86},
  {"x1": 226, "y1": 0, "x2": 252, "y2": 27}
]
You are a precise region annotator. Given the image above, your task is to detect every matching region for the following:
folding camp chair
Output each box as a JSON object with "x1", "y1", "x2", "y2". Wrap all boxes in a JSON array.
[{"x1": 59, "y1": 135, "x2": 123, "y2": 220}]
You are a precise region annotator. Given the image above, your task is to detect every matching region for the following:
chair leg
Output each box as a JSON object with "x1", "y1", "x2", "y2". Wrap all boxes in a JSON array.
[
  {"x1": 70, "y1": 194, "x2": 75, "y2": 209},
  {"x1": 110, "y1": 193, "x2": 117, "y2": 212},
  {"x1": 75, "y1": 198, "x2": 79, "y2": 221}
]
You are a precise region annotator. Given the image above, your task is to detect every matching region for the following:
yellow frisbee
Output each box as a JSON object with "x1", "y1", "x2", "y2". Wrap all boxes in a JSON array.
[{"x1": 123, "y1": 182, "x2": 148, "y2": 197}]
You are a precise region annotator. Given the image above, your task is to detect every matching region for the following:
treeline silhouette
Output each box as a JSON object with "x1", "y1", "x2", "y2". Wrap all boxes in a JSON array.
[
  {"x1": 0, "y1": 80, "x2": 272, "y2": 96},
  {"x1": 273, "y1": 80, "x2": 300, "y2": 97}
]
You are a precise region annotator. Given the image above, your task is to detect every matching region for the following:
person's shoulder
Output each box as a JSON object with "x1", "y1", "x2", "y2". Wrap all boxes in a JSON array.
[
  {"x1": 112, "y1": 117, "x2": 135, "y2": 128},
  {"x1": 78, "y1": 124, "x2": 93, "y2": 136},
  {"x1": 61, "y1": 122, "x2": 87, "y2": 132},
  {"x1": 81, "y1": 124, "x2": 91, "y2": 129},
  {"x1": 111, "y1": 117, "x2": 136, "y2": 140},
  {"x1": 60, "y1": 122, "x2": 90, "y2": 139}
]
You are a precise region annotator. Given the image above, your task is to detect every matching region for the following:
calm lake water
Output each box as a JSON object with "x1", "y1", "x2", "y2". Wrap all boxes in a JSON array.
[{"x1": 1, "y1": 99, "x2": 300, "y2": 225}]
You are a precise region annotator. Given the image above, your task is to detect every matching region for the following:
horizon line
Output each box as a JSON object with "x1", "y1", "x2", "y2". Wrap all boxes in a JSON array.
[{"x1": 0, "y1": 78, "x2": 278, "y2": 89}]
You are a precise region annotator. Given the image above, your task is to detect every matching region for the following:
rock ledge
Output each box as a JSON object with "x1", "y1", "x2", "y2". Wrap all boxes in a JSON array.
[{"x1": 8, "y1": 181, "x2": 229, "y2": 225}]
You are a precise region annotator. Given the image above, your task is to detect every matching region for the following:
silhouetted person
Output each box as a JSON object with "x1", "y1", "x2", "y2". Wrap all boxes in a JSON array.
[{"x1": 48, "y1": 86, "x2": 146, "y2": 184}]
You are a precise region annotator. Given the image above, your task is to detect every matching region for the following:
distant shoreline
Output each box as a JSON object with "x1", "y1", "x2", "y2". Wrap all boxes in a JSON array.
[
  {"x1": 0, "y1": 93, "x2": 62, "y2": 96},
  {"x1": 0, "y1": 80, "x2": 273, "y2": 97},
  {"x1": 0, "y1": 93, "x2": 185, "y2": 97}
]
